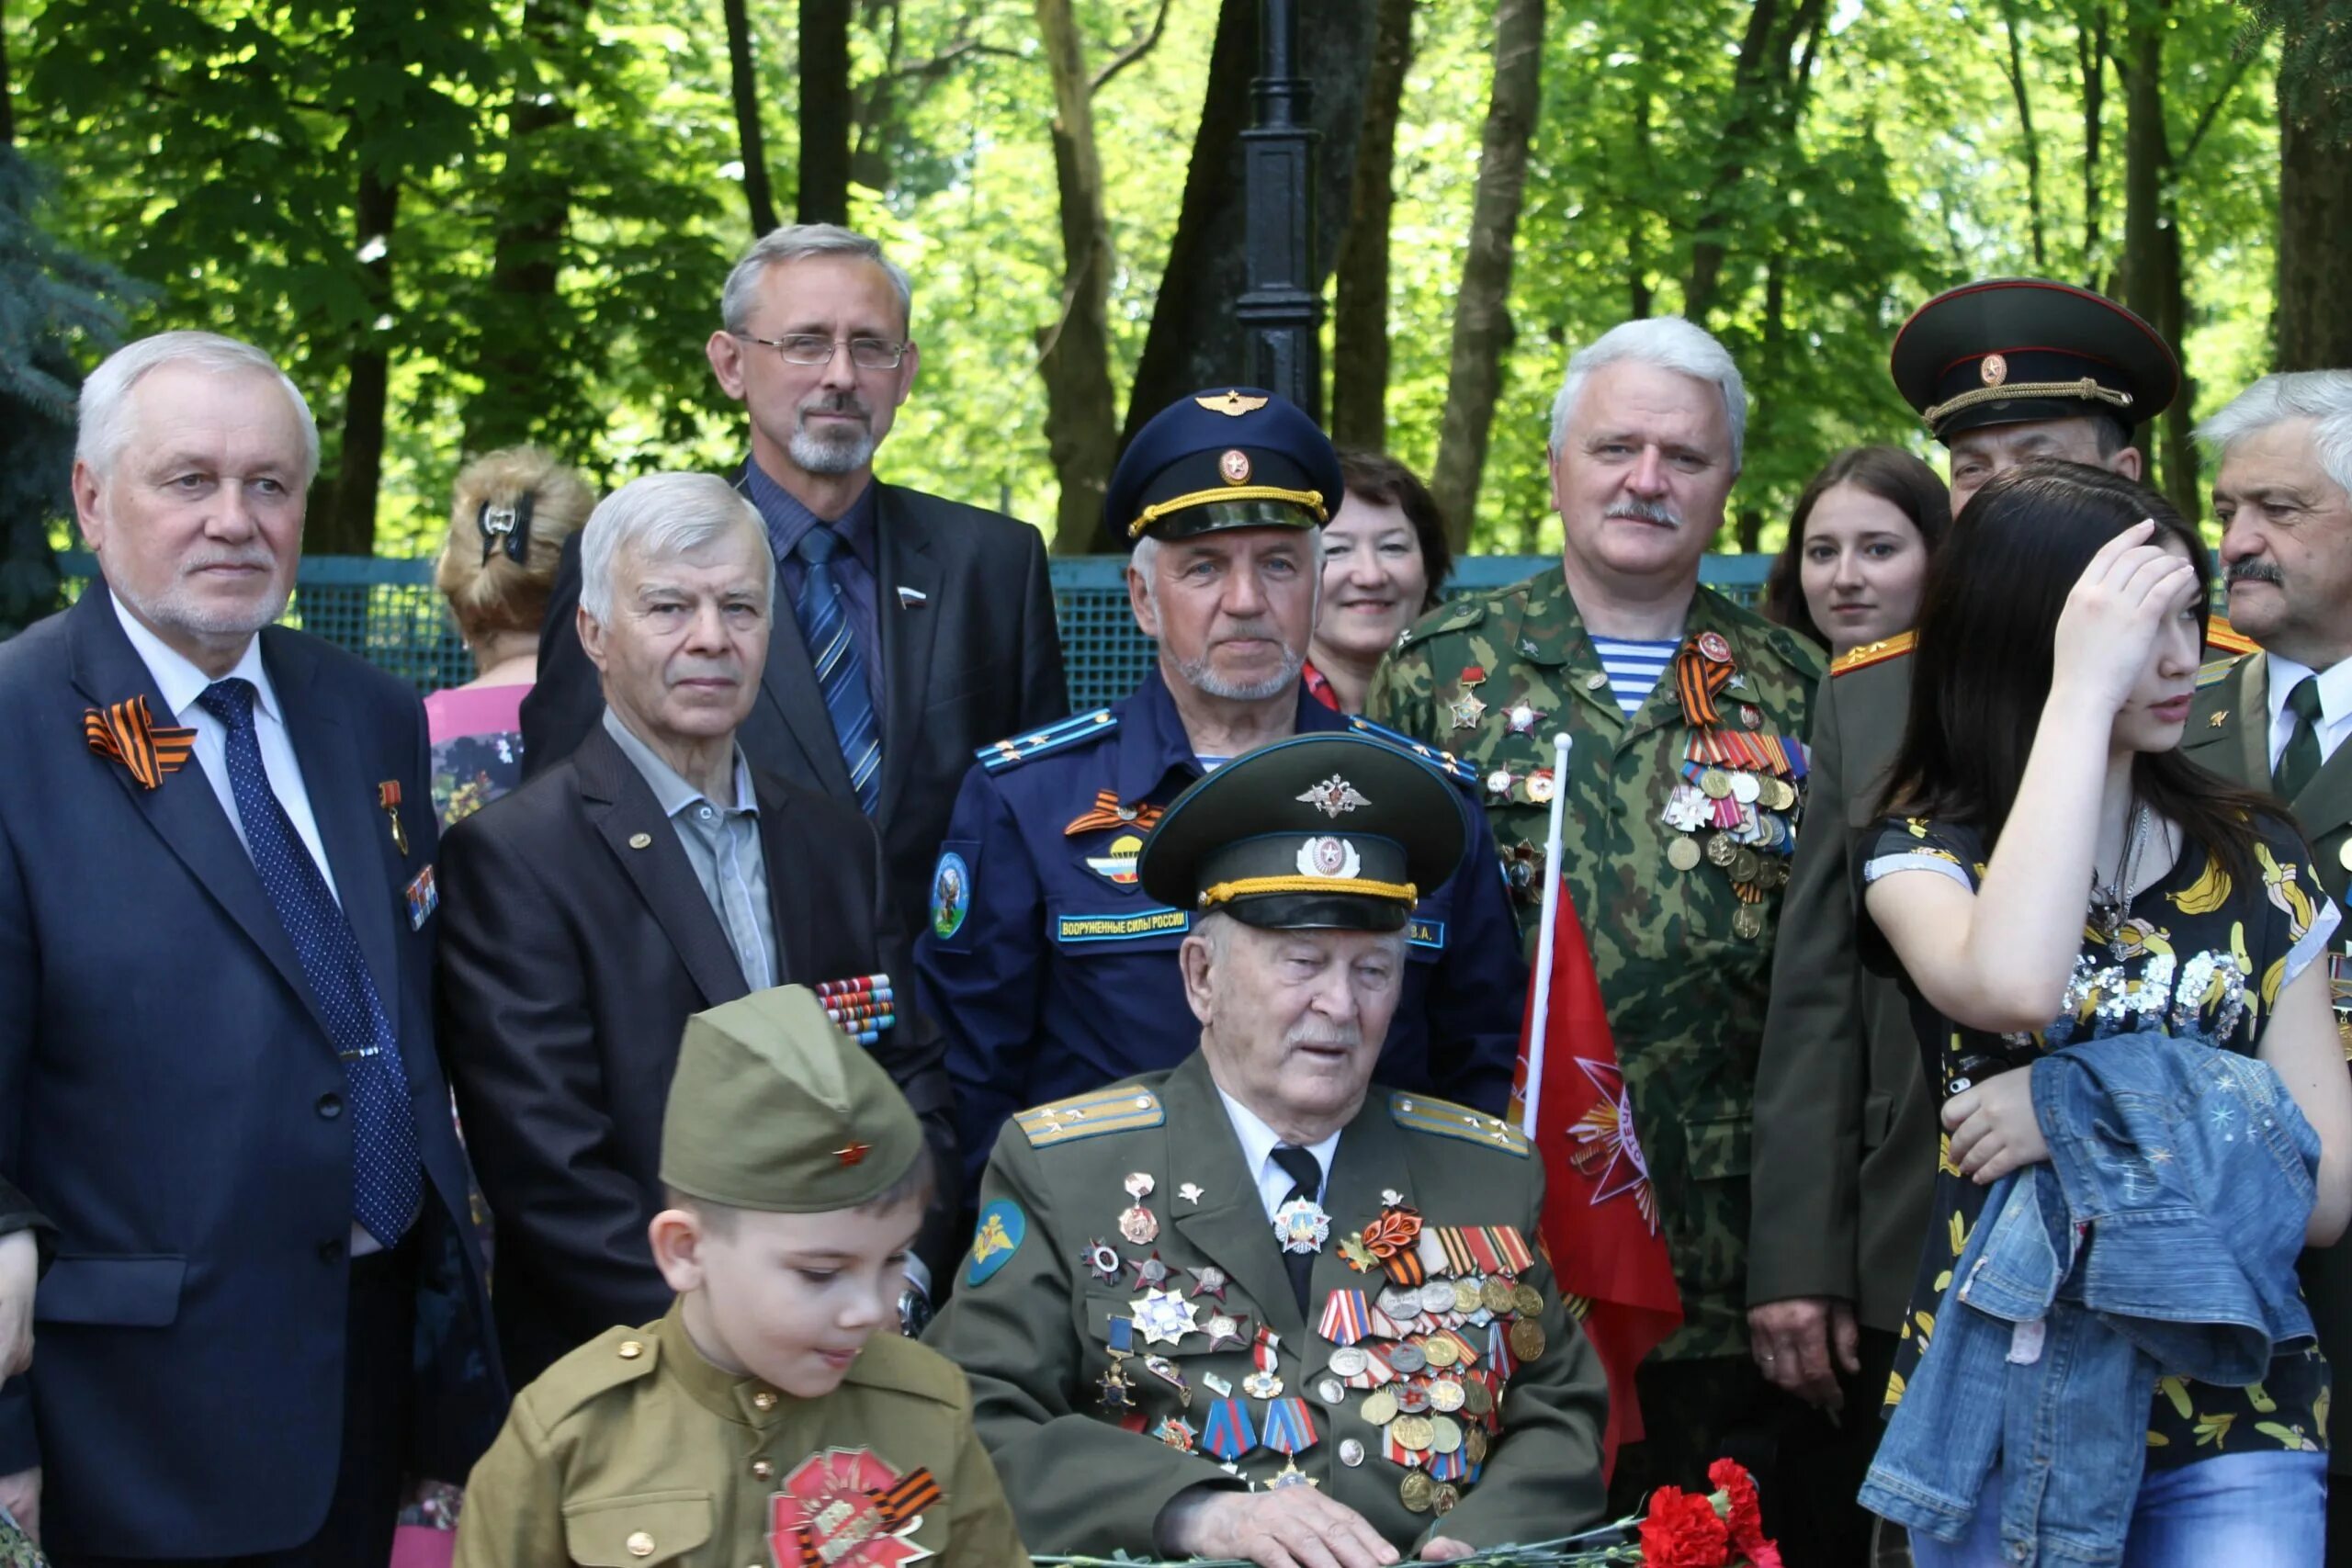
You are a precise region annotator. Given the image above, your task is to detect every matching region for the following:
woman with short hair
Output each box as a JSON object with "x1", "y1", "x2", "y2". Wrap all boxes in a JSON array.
[{"x1": 1306, "y1": 450, "x2": 1454, "y2": 714}]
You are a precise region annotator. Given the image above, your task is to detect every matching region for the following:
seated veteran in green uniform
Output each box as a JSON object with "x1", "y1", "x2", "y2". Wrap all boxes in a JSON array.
[
  {"x1": 454, "y1": 987, "x2": 1028, "y2": 1568},
  {"x1": 927, "y1": 734, "x2": 1608, "y2": 1568}
]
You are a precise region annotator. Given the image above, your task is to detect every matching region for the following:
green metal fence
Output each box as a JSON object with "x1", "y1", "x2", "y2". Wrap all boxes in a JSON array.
[{"x1": 57, "y1": 551, "x2": 1777, "y2": 712}]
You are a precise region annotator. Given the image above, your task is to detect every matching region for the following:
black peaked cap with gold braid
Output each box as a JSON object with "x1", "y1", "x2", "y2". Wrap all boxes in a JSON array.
[
  {"x1": 1136, "y1": 734, "x2": 1466, "y2": 933},
  {"x1": 1890, "y1": 277, "x2": 2179, "y2": 444},
  {"x1": 1108, "y1": 387, "x2": 1346, "y2": 543}
]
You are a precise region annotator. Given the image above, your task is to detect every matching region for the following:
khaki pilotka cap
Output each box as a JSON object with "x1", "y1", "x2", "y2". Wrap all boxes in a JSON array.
[{"x1": 659, "y1": 986, "x2": 924, "y2": 1212}]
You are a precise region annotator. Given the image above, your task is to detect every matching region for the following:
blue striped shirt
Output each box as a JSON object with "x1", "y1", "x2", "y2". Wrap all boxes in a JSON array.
[{"x1": 1589, "y1": 637, "x2": 1678, "y2": 717}]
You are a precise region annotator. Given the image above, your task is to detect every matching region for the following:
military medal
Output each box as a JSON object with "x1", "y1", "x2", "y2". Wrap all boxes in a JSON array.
[
  {"x1": 1202, "y1": 1398, "x2": 1256, "y2": 1461},
  {"x1": 1261, "y1": 1397, "x2": 1318, "y2": 1454},
  {"x1": 1156, "y1": 1416, "x2": 1199, "y2": 1451},
  {"x1": 1399, "y1": 1471, "x2": 1436, "y2": 1513},
  {"x1": 1272, "y1": 1196, "x2": 1330, "y2": 1255},
  {"x1": 1431, "y1": 1482, "x2": 1462, "y2": 1515},
  {"x1": 1525, "y1": 768, "x2": 1556, "y2": 805},
  {"x1": 1390, "y1": 1414, "x2": 1435, "y2": 1452},
  {"x1": 1119, "y1": 1204, "x2": 1159, "y2": 1245},
  {"x1": 1326, "y1": 1344, "x2": 1371, "y2": 1379},
  {"x1": 1082, "y1": 1240, "x2": 1122, "y2": 1283},
  {"x1": 1189, "y1": 1264, "x2": 1229, "y2": 1301},
  {"x1": 1205, "y1": 1314, "x2": 1250, "y2": 1352},
  {"x1": 1428, "y1": 1378, "x2": 1466, "y2": 1414},
  {"x1": 1505, "y1": 702, "x2": 1546, "y2": 736},
  {"x1": 1449, "y1": 670, "x2": 1488, "y2": 731},
  {"x1": 376, "y1": 781, "x2": 409, "y2": 855},
  {"x1": 1733, "y1": 907, "x2": 1763, "y2": 940},
  {"x1": 1264, "y1": 1455, "x2": 1319, "y2": 1490},
  {"x1": 1388, "y1": 1342, "x2": 1427, "y2": 1375},
  {"x1": 1510, "y1": 1317, "x2": 1547, "y2": 1362},
  {"x1": 1128, "y1": 1251, "x2": 1170, "y2": 1290},
  {"x1": 1423, "y1": 1334, "x2": 1461, "y2": 1371},
  {"x1": 1450, "y1": 1279, "x2": 1483, "y2": 1316},
  {"x1": 1485, "y1": 767, "x2": 1515, "y2": 802},
  {"x1": 1417, "y1": 1280, "x2": 1455, "y2": 1315},
  {"x1": 1132, "y1": 1288, "x2": 1201, "y2": 1347},
  {"x1": 772, "y1": 1450, "x2": 938, "y2": 1568},
  {"x1": 1317, "y1": 1375, "x2": 1346, "y2": 1404},
  {"x1": 1339, "y1": 1438, "x2": 1367, "y2": 1468},
  {"x1": 1319, "y1": 1291, "x2": 1371, "y2": 1346},
  {"x1": 1481, "y1": 1277, "x2": 1517, "y2": 1315},
  {"x1": 1360, "y1": 1387, "x2": 1400, "y2": 1427},
  {"x1": 1097, "y1": 1363, "x2": 1136, "y2": 1412},
  {"x1": 1394, "y1": 1382, "x2": 1431, "y2": 1415},
  {"x1": 1243, "y1": 1326, "x2": 1285, "y2": 1398},
  {"x1": 1143, "y1": 1354, "x2": 1193, "y2": 1404}
]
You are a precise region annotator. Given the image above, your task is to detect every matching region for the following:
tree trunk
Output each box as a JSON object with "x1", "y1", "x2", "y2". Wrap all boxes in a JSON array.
[
  {"x1": 1329, "y1": 0, "x2": 1417, "y2": 452},
  {"x1": 1427, "y1": 0, "x2": 1544, "y2": 550},
  {"x1": 1117, "y1": 0, "x2": 1377, "y2": 516},
  {"x1": 2118, "y1": 0, "x2": 2172, "y2": 494},
  {"x1": 724, "y1": 0, "x2": 782, "y2": 235},
  {"x1": 1682, "y1": 0, "x2": 1828, "y2": 325},
  {"x1": 1033, "y1": 0, "x2": 1120, "y2": 556},
  {"x1": 2278, "y1": 54, "x2": 2352, "y2": 367},
  {"x1": 1628, "y1": 81, "x2": 1653, "y2": 319},
  {"x1": 799, "y1": 0, "x2": 853, "y2": 222},
  {"x1": 2000, "y1": 0, "x2": 2048, "y2": 270},
  {"x1": 2078, "y1": 0, "x2": 2108, "y2": 276},
  {"x1": 317, "y1": 167, "x2": 400, "y2": 557},
  {"x1": 462, "y1": 0, "x2": 589, "y2": 457}
]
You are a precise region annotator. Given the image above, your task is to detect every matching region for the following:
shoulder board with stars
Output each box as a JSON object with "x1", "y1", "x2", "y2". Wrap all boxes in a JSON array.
[
  {"x1": 1829, "y1": 631, "x2": 1915, "y2": 678},
  {"x1": 1015, "y1": 1084, "x2": 1165, "y2": 1148},
  {"x1": 1387, "y1": 1091, "x2": 1531, "y2": 1157},
  {"x1": 2203, "y1": 616, "x2": 2258, "y2": 659},
  {"x1": 978, "y1": 708, "x2": 1119, "y2": 773},
  {"x1": 1396, "y1": 595, "x2": 1488, "y2": 650},
  {"x1": 1345, "y1": 716, "x2": 1478, "y2": 787}
]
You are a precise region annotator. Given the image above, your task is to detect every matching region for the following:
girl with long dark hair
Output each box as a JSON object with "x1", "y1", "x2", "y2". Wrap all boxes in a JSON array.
[{"x1": 1860, "y1": 461, "x2": 2352, "y2": 1564}]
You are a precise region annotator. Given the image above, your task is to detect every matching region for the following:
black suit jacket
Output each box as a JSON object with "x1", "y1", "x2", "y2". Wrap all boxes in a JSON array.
[
  {"x1": 520, "y1": 472, "x2": 1069, "y2": 922},
  {"x1": 436, "y1": 721, "x2": 956, "y2": 1386},
  {"x1": 0, "y1": 591, "x2": 502, "y2": 1559}
]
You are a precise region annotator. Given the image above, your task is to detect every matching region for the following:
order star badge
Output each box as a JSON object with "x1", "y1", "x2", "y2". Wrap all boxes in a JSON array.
[{"x1": 1132, "y1": 1288, "x2": 1202, "y2": 1347}]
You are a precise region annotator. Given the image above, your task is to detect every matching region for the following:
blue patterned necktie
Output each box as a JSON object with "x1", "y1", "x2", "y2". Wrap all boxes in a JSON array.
[
  {"x1": 795, "y1": 525, "x2": 882, "y2": 812},
  {"x1": 198, "y1": 678, "x2": 422, "y2": 1247}
]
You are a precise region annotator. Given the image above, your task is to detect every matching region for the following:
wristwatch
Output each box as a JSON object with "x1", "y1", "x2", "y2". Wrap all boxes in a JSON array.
[{"x1": 898, "y1": 1283, "x2": 933, "y2": 1338}]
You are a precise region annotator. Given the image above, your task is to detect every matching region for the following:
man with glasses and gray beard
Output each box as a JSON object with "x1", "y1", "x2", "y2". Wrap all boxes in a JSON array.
[
  {"x1": 915, "y1": 389, "x2": 1525, "y2": 1183},
  {"x1": 520, "y1": 224, "x2": 1068, "y2": 928}
]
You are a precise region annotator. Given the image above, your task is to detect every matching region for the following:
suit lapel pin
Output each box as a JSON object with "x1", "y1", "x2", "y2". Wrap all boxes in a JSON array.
[
  {"x1": 376, "y1": 781, "x2": 410, "y2": 854},
  {"x1": 628, "y1": 831, "x2": 654, "y2": 849},
  {"x1": 84, "y1": 694, "x2": 196, "y2": 790},
  {"x1": 2209, "y1": 711, "x2": 2228, "y2": 728},
  {"x1": 896, "y1": 585, "x2": 928, "y2": 607}
]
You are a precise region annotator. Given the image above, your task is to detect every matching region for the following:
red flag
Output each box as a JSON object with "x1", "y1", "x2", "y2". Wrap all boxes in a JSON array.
[{"x1": 1511, "y1": 879, "x2": 1684, "y2": 1478}]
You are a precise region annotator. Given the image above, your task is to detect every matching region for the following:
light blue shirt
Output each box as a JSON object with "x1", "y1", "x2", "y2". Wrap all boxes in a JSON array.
[{"x1": 602, "y1": 708, "x2": 775, "y2": 991}]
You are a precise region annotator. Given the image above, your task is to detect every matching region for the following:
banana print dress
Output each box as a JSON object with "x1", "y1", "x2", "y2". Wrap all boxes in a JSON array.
[{"x1": 1863, "y1": 812, "x2": 2345, "y2": 1467}]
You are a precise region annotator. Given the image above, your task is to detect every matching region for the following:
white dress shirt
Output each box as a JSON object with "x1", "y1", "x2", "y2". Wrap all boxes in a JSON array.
[
  {"x1": 2266, "y1": 653, "x2": 2352, "y2": 776},
  {"x1": 112, "y1": 592, "x2": 341, "y2": 904},
  {"x1": 1216, "y1": 1084, "x2": 1342, "y2": 1224}
]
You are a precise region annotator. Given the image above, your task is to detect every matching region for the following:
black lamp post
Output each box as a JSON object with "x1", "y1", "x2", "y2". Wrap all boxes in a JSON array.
[{"x1": 1236, "y1": 0, "x2": 1321, "y2": 420}]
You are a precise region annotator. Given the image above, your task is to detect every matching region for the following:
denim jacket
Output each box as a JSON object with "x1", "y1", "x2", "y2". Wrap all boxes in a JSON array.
[{"x1": 1861, "y1": 1032, "x2": 2321, "y2": 1566}]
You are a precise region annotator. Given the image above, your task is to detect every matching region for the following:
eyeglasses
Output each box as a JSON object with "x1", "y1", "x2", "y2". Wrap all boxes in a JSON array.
[{"x1": 736, "y1": 333, "x2": 910, "y2": 371}]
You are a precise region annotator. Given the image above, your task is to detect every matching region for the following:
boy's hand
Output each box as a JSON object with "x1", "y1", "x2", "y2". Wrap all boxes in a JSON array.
[{"x1": 1161, "y1": 1486, "x2": 1401, "y2": 1568}]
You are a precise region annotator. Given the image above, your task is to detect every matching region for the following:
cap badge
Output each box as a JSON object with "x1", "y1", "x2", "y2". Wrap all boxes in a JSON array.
[
  {"x1": 1218, "y1": 448, "x2": 1253, "y2": 485},
  {"x1": 833, "y1": 1142, "x2": 873, "y2": 1167},
  {"x1": 1981, "y1": 352, "x2": 2009, "y2": 387},
  {"x1": 1297, "y1": 835, "x2": 1363, "y2": 880},
  {"x1": 1195, "y1": 389, "x2": 1270, "y2": 417},
  {"x1": 1295, "y1": 773, "x2": 1370, "y2": 818}
]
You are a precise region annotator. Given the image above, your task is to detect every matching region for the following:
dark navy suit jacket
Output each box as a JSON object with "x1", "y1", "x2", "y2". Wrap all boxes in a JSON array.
[{"x1": 0, "y1": 589, "x2": 503, "y2": 1559}]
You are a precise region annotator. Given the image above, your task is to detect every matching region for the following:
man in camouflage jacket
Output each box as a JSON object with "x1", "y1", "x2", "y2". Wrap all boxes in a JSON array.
[{"x1": 1368, "y1": 318, "x2": 1822, "y2": 1518}]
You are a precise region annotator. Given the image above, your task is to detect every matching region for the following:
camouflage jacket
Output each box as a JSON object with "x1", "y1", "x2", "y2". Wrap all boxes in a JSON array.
[{"x1": 1366, "y1": 565, "x2": 1825, "y2": 1360}]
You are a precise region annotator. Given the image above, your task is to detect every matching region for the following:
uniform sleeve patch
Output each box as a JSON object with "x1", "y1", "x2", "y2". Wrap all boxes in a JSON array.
[
  {"x1": 929, "y1": 842, "x2": 978, "y2": 948},
  {"x1": 964, "y1": 1199, "x2": 1025, "y2": 1287}
]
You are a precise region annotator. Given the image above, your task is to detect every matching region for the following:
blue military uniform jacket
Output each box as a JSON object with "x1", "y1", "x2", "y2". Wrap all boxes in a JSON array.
[{"x1": 916, "y1": 668, "x2": 1528, "y2": 1180}]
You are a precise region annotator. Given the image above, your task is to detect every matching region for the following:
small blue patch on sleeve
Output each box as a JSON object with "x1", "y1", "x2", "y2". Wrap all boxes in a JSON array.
[{"x1": 964, "y1": 1198, "x2": 1026, "y2": 1287}]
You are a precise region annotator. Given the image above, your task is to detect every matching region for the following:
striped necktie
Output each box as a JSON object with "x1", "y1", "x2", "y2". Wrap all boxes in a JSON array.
[
  {"x1": 794, "y1": 525, "x2": 881, "y2": 813},
  {"x1": 2276, "y1": 675, "x2": 2325, "y2": 802}
]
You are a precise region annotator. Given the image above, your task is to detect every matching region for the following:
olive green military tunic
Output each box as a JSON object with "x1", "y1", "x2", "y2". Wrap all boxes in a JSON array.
[
  {"x1": 2188, "y1": 648, "x2": 2352, "y2": 1485},
  {"x1": 1745, "y1": 639, "x2": 1940, "y2": 1336},
  {"x1": 925, "y1": 1053, "x2": 1609, "y2": 1557},
  {"x1": 455, "y1": 1305, "x2": 1029, "y2": 1567},
  {"x1": 1366, "y1": 566, "x2": 1822, "y2": 1360}
]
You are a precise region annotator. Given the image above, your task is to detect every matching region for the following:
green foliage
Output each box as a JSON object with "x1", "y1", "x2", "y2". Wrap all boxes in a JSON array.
[{"x1": 4, "y1": 0, "x2": 2284, "y2": 563}]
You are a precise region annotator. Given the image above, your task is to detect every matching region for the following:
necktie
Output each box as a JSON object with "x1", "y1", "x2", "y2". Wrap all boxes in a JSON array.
[
  {"x1": 2277, "y1": 675, "x2": 2326, "y2": 802},
  {"x1": 1270, "y1": 1145, "x2": 1323, "y2": 1314},
  {"x1": 198, "y1": 679, "x2": 422, "y2": 1247},
  {"x1": 795, "y1": 525, "x2": 881, "y2": 813}
]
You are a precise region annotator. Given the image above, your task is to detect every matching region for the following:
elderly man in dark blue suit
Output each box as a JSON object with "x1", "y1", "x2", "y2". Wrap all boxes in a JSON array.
[{"x1": 0, "y1": 332, "x2": 501, "y2": 1564}]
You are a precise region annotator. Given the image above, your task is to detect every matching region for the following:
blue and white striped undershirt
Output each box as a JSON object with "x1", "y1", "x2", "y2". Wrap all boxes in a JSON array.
[{"x1": 1589, "y1": 637, "x2": 1679, "y2": 717}]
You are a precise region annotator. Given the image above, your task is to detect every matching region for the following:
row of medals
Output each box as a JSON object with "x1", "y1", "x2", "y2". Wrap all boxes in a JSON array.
[
  {"x1": 1094, "y1": 1175, "x2": 1544, "y2": 1517},
  {"x1": 1661, "y1": 753, "x2": 1803, "y2": 941}
]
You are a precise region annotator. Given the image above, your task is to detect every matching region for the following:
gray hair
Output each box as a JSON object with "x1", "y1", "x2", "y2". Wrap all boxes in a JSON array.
[
  {"x1": 76, "y1": 332, "x2": 321, "y2": 486},
  {"x1": 579, "y1": 472, "x2": 775, "y2": 621},
  {"x1": 719, "y1": 224, "x2": 914, "y2": 336},
  {"x1": 2197, "y1": 371, "x2": 2352, "y2": 500},
  {"x1": 1547, "y1": 316, "x2": 1747, "y2": 471}
]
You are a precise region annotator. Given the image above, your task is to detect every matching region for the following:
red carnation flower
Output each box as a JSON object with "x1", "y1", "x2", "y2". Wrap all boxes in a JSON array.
[
  {"x1": 1706, "y1": 1459, "x2": 1782, "y2": 1568},
  {"x1": 1638, "y1": 1485, "x2": 1732, "y2": 1567}
]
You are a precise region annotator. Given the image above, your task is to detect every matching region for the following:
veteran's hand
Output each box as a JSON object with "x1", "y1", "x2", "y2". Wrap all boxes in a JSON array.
[
  {"x1": 1161, "y1": 1485, "x2": 1400, "y2": 1568},
  {"x1": 0, "y1": 1467, "x2": 38, "y2": 1545},
  {"x1": 1747, "y1": 1296, "x2": 1860, "y2": 1410},
  {"x1": 1419, "y1": 1538, "x2": 1476, "y2": 1561},
  {"x1": 0, "y1": 1230, "x2": 35, "y2": 1380},
  {"x1": 1943, "y1": 1067, "x2": 2051, "y2": 1185},
  {"x1": 2051, "y1": 518, "x2": 2199, "y2": 717}
]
